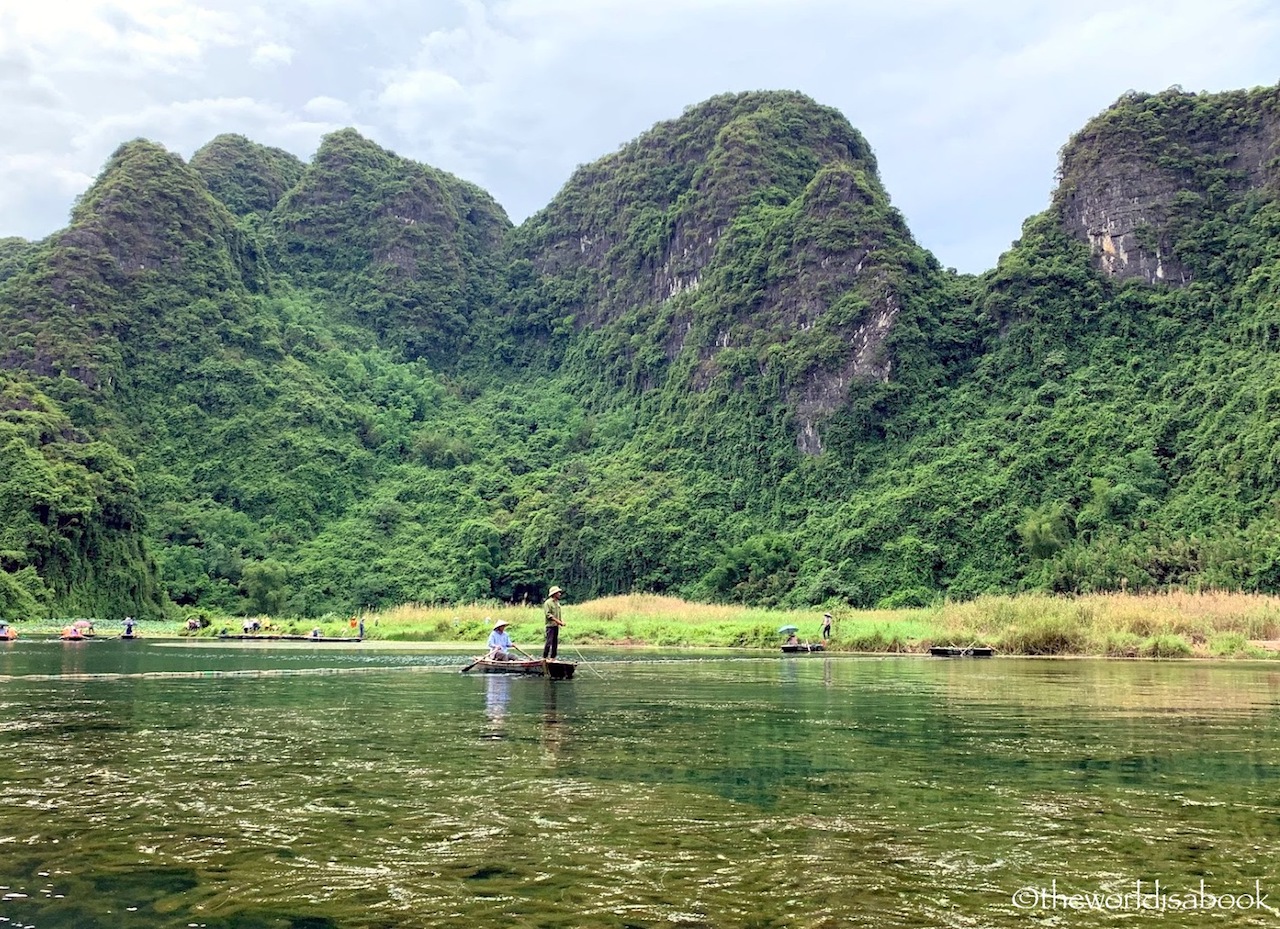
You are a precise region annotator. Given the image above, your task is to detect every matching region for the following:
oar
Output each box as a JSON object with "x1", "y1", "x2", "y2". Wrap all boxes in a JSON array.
[
  {"x1": 460, "y1": 651, "x2": 490, "y2": 674},
  {"x1": 570, "y1": 643, "x2": 605, "y2": 678}
]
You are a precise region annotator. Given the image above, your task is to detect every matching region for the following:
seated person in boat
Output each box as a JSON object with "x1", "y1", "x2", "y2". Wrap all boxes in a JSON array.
[
  {"x1": 487, "y1": 619, "x2": 515, "y2": 660},
  {"x1": 785, "y1": 632, "x2": 800, "y2": 646}
]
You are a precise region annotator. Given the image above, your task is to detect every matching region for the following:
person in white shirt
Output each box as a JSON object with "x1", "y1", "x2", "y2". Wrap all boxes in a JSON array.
[{"x1": 487, "y1": 619, "x2": 515, "y2": 660}]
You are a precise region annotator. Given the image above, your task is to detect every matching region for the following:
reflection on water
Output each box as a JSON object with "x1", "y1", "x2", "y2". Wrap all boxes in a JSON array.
[
  {"x1": 483, "y1": 674, "x2": 510, "y2": 739},
  {"x1": 540, "y1": 678, "x2": 569, "y2": 762},
  {"x1": 0, "y1": 644, "x2": 1277, "y2": 928}
]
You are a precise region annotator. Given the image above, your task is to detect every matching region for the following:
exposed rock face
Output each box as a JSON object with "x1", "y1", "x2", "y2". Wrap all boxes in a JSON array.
[
  {"x1": 1057, "y1": 159, "x2": 1193, "y2": 285},
  {"x1": 1056, "y1": 86, "x2": 1280, "y2": 286}
]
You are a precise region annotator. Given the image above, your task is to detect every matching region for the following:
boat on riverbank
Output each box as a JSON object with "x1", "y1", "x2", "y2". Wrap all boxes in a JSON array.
[
  {"x1": 462, "y1": 657, "x2": 577, "y2": 679},
  {"x1": 781, "y1": 643, "x2": 825, "y2": 653},
  {"x1": 929, "y1": 646, "x2": 995, "y2": 657}
]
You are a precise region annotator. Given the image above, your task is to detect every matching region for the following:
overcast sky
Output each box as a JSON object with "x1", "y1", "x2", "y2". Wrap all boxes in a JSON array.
[{"x1": 2, "y1": 0, "x2": 1278, "y2": 273}]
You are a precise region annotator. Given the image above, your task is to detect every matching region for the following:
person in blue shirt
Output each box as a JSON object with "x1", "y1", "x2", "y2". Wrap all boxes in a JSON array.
[{"x1": 487, "y1": 619, "x2": 515, "y2": 660}]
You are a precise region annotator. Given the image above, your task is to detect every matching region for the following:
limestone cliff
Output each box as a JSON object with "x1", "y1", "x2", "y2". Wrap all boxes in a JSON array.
[
  {"x1": 1055, "y1": 84, "x2": 1280, "y2": 285},
  {"x1": 508, "y1": 91, "x2": 952, "y2": 455}
]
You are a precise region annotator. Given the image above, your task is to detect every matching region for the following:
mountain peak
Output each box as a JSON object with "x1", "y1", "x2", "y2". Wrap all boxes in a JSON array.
[
  {"x1": 63, "y1": 138, "x2": 246, "y2": 289},
  {"x1": 269, "y1": 128, "x2": 510, "y2": 361},
  {"x1": 1054, "y1": 83, "x2": 1280, "y2": 285},
  {"x1": 191, "y1": 133, "x2": 305, "y2": 217}
]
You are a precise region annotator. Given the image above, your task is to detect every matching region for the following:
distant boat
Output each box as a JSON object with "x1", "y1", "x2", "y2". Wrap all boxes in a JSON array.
[
  {"x1": 781, "y1": 642, "x2": 825, "y2": 654},
  {"x1": 461, "y1": 657, "x2": 577, "y2": 680},
  {"x1": 215, "y1": 633, "x2": 363, "y2": 642},
  {"x1": 929, "y1": 646, "x2": 995, "y2": 657}
]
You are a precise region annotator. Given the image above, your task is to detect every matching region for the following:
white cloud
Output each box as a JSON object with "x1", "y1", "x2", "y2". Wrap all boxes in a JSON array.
[
  {"x1": 302, "y1": 95, "x2": 353, "y2": 121},
  {"x1": 250, "y1": 42, "x2": 295, "y2": 67},
  {"x1": 0, "y1": 0, "x2": 248, "y2": 74},
  {"x1": 378, "y1": 69, "x2": 468, "y2": 110}
]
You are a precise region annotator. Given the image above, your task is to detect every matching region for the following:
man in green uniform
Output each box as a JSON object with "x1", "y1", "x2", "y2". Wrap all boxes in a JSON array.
[{"x1": 543, "y1": 585, "x2": 565, "y2": 659}]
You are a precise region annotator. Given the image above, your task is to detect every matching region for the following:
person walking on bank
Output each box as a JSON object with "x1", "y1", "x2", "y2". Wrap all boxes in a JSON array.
[
  {"x1": 822, "y1": 612, "x2": 832, "y2": 642},
  {"x1": 543, "y1": 586, "x2": 566, "y2": 659}
]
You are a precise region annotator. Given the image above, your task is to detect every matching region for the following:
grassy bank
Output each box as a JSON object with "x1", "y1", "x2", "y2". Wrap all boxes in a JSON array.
[
  {"x1": 346, "y1": 590, "x2": 1280, "y2": 657},
  {"x1": 13, "y1": 591, "x2": 1280, "y2": 657}
]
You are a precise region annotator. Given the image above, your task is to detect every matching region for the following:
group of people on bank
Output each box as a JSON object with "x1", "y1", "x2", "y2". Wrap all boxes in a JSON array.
[
  {"x1": 485, "y1": 585, "x2": 566, "y2": 661},
  {"x1": 0, "y1": 617, "x2": 140, "y2": 641}
]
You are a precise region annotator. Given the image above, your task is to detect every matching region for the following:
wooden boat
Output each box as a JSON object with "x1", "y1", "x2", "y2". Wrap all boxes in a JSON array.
[
  {"x1": 781, "y1": 643, "x2": 825, "y2": 653},
  {"x1": 462, "y1": 657, "x2": 577, "y2": 680},
  {"x1": 215, "y1": 633, "x2": 363, "y2": 642},
  {"x1": 929, "y1": 646, "x2": 995, "y2": 657}
]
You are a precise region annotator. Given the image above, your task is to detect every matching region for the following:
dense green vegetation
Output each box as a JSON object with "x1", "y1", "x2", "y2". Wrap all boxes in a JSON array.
[{"x1": 1, "y1": 85, "x2": 1279, "y2": 621}]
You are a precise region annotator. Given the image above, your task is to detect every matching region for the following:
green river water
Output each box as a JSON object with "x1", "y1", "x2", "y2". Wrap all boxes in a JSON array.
[{"x1": 1, "y1": 639, "x2": 1278, "y2": 928}]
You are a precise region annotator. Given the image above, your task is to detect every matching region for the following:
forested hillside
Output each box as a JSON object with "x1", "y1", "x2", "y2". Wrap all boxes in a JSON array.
[{"x1": 1, "y1": 84, "x2": 1278, "y2": 620}]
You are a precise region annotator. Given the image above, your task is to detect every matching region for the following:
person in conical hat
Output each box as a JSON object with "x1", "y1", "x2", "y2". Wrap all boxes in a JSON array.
[
  {"x1": 542, "y1": 586, "x2": 566, "y2": 659},
  {"x1": 487, "y1": 617, "x2": 515, "y2": 661}
]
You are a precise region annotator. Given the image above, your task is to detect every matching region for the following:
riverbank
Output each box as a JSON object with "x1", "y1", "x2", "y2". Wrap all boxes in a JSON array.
[{"x1": 11, "y1": 591, "x2": 1280, "y2": 658}]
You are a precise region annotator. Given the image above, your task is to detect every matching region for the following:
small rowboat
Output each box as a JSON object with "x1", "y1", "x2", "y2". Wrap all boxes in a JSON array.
[
  {"x1": 462, "y1": 657, "x2": 577, "y2": 680},
  {"x1": 929, "y1": 646, "x2": 995, "y2": 657},
  {"x1": 781, "y1": 643, "x2": 825, "y2": 653}
]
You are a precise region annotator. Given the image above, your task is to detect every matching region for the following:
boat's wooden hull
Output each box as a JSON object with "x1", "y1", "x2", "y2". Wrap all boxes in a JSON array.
[
  {"x1": 929, "y1": 646, "x2": 994, "y2": 657},
  {"x1": 781, "y1": 643, "x2": 825, "y2": 653},
  {"x1": 464, "y1": 658, "x2": 576, "y2": 679}
]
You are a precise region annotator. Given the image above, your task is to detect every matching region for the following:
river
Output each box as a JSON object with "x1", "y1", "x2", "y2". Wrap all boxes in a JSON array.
[{"x1": 1, "y1": 639, "x2": 1278, "y2": 927}]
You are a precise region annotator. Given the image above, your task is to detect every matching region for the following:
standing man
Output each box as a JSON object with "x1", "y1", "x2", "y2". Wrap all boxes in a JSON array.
[
  {"x1": 543, "y1": 585, "x2": 565, "y2": 659},
  {"x1": 822, "y1": 612, "x2": 832, "y2": 642}
]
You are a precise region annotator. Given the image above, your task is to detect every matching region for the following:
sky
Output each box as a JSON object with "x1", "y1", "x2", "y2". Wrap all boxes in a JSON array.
[{"x1": 2, "y1": 0, "x2": 1278, "y2": 274}]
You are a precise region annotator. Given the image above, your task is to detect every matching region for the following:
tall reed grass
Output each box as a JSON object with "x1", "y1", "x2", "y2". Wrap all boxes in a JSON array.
[{"x1": 335, "y1": 590, "x2": 1280, "y2": 657}]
